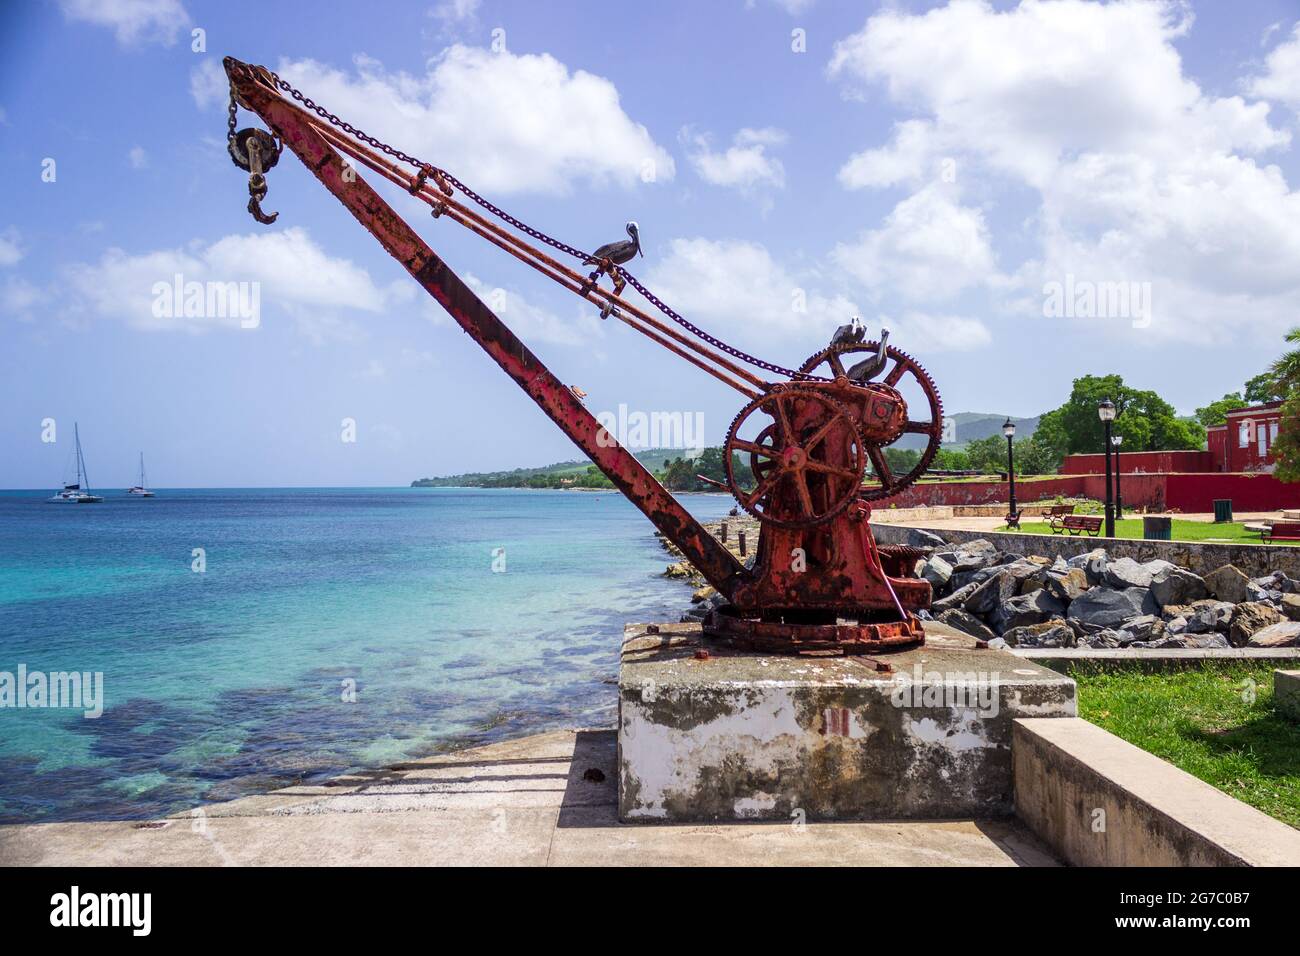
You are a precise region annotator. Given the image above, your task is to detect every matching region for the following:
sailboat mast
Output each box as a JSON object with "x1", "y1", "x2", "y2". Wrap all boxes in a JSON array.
[{"x1": 76, "y1": 422, "x2": 90, "y2": 492}]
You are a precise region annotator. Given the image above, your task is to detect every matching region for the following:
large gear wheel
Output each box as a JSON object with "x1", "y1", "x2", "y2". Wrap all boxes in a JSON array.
[
  {"x1": 723, "y1": 385, "x2": 866, "y2": 529},
  {"x1": 798, "y1": 342, "x2": 944, "y2": 501}
]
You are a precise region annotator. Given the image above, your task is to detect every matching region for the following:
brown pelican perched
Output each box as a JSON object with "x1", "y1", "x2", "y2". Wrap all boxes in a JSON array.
[
  {"x1": 830, "y1": 315, "x2": 865, "y2": 347},
  {"x1": 582, "y1": 221, "x2": 642, "y2": 297},
  {"x1": 847, "y1": 327, "x2": 891, "y2": 383}
]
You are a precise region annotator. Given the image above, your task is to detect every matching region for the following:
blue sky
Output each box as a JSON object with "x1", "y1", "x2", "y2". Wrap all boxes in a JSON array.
[{"x1": 3, "y1": 0, "x2": 1300, "y2": 488}]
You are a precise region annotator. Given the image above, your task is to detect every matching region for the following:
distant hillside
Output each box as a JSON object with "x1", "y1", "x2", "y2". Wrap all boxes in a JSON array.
[
  {"x1": 411, "y1": 447, "x2": 702, "y2": 488},
  {"x1": 893, "y1": 412, "x2": 1040, "y2": 451},
  {"x1": 414, "y1": 413, "x2": 1040, "y2": 486}
]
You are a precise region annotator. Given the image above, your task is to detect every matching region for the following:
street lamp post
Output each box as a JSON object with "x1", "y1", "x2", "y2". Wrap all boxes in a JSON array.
[
  {"x1": 1111, "y1": 434, "x2": 1124, "y2": 518},
  {"x1": 1099, "y1": 399, "x2": 1116, "y2": 537},
  {"x1": 1003, "y1": 418, "x2": 1017, "y2": 520}
]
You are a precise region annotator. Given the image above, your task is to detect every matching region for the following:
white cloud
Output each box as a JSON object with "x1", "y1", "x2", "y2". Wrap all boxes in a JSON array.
[
  {"x1": 355, "y1": 359, "x2": 388, "y2": 380},
  {"x1": 431, "y1": 0, "x2": 481, "y2": 27},
  {"x1": 63, "y1": 227, "x2": 389, "y2": 333},
  {"x1": 57, "y1": 0, "x2": 189, "y2": 48},
  {"x1": 644, "y1": 236, "x2": 991, "y2": 354},
  {"x1": 646, "y1": 237, "x2": 855, "y2": 338},
  {"x1": 682, "y1": 126, "x2": 787, "y2": 191},
  {"x1": 0, "y1": 227, "x2": 22, "y2": 266},
  {"x1": 189, "y1": 59, "x2": 228, "y2": 111},
  {"x1": 887, "y1": 311, "x2": 991, "y2": 351},
  {"x1": 276, "y1": 47, "x2": 674, "y2": 194},
  {"x1": 1247, "y1": 22, "x2": 1300, "y2": 110},
  {"x1": 828, "y1": 0, "x2": 1300, "y2": 342},
  {"x1": 461, "y1": 273, "x2": 601, "y2": 348},
  {"x1": 128, "y1": 146, "x2": 148, "y2": 169},
  {"x1": 838, "y1": 119, "x2": 939, "y2": 190},
  {"x1": 832, "y1": 186, "x2": 998, "y2": 302}
]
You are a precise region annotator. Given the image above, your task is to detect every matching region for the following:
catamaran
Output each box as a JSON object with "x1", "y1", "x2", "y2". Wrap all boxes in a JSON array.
[
  {"x1": 127, "y1": 452, "x2": 155, "y2": 497},
  {"x1": 49, "y1": 423, "x2": 104, "y2": 503}
]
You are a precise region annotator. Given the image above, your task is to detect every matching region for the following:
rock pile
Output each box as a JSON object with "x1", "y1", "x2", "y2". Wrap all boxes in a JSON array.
[{"x1": 918, "y1": 539, "x2": 1300, "y2": 649}]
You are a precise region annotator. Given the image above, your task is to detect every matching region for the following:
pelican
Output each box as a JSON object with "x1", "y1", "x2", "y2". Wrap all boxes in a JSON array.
[
  {"x1": 847, "y1": 328, "x2": 891, "y2": 383},
  {"x1": 830, "y1": 316, "x2": 865, "y2": 347},
  {"x1": 583, "y1": 221, "x2": 642, "y2": 296}
]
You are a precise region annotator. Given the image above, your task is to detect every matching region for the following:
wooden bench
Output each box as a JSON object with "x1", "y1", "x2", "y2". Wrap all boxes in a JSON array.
[
  {"x1": 1051, "y1": 514, "x2": 1103, "y2": 536},
  {"x1": 1005, "y1": 509, "x2": 1023, "y2": 529},
  {"x1": 1262, "y1": 521, "x2": 1300, "y2": 543},
  {"x1": 1044, "y1": 505, "x2": 1077, "y2": 532}
]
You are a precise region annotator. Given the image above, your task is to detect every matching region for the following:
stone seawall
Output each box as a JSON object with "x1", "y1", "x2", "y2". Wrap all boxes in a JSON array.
[{"x1": 872, "y1": 524, "x2": 1300, "y2": 578}]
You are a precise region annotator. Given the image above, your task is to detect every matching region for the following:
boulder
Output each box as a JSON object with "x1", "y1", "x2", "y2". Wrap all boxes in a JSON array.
[
  {"x1": 949, "y1": 565, "x2": 1005, "y2": 592},
  {"x1": 1246, "y1": 621, "x2": 1300, "y2": 648},
  {"x1": 1067, "y1": 547, "x2": 1107, "y2": 570},
  {"x1": 1203, "y1": 564, "x2": 1251, "y2": 604},
  {"x1": 1103, "y1": 557, "x2": 1154, "y2": 589},
  {"x1": 1067, "y1": 587, "x2": 1158, "y2": 628},
  {"x1": 936, "y1": 608, "x2": 997, "y2": 642},
  {"x1": 950, "y1": 538, "x2": 1000, "y2": 571},
  {"x1": 1083, "y1": 550, "x2": 1110, "y2": 587},
  {"x1": 1002, "y1": 620, "x2": 1074, "y2": 648},
  {"x1": 904, "y1": 528, "x2": 947, "y2": 548},
  {"x1": 1183, "y1": 600, "x2": 1234, "y2": 634},
  {"x1": 1149, "y1": 566, "x2": 1208, "y2": 608},
  {"x1": 1133, "y1": 633, "x2": 1231, "y2": 650},
  {"x1": 963, "y1": 570, "x2": 1019, "y2": 616},
  {"x1": 1081, "y1": 628, "x2": 1133, "y2": 649},
  {"x1": 991, "y1": 591, "x2": 1067, "y2": 635},
  {"x1": 920, "y1": 555, "x2": 953, "y2": 589},
  {"x1": 1044, "y1": 567, "x2": 1089, "y2": 604},
  {"x1": 930, "y1": 580, "x2": 981, "y2": 614},
  {"x1": 1228, "y1": 601, "x2": 1282, "y2": 647},
  {"x1": 1118, "y1": 614, "x2": 1165, "y2": 643},
  {"x1": 1279, "y1": 593, "x2": 1300, "y2": 622}
]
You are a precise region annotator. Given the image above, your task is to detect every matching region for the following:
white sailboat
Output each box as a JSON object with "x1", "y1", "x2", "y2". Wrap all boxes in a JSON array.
[
  {"x1": 49, "y1": 423, "x2": 104, "y2": 503},
  {"x1": 127, "y1": 452, "x2": 155, "y2": 497}
]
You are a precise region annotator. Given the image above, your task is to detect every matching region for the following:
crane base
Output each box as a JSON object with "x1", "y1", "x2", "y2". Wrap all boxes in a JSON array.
[{"x1": 702, "y1": 605, "x2": 925, "y2": 657}]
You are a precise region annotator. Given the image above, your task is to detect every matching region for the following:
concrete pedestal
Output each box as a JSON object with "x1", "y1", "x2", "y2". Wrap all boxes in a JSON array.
[{"x1": 618, "y1": 621, "x2": 1076, "y2": 822}]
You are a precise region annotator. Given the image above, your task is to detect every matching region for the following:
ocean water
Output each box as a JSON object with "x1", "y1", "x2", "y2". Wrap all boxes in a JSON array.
[{"x1": 0, "y1": 487, "x2": 734, "y2": 823}]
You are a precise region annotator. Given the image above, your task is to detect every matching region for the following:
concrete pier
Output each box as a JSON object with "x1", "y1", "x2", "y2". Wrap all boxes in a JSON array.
[
  {"x1": 0, "y1": 728, "x2": 1057, "y2": 866},
  {"x1": 618, "y1": 621, "x2": 1076, "y2": 822}
]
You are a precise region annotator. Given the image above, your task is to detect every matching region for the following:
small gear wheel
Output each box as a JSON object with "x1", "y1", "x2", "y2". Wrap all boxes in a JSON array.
[
  {"x1": 799, "y1": 342, "x2": 944, "y2": 501},
  {"x1": 723, "y1": 386, "x2": 866, "y2": 529}
]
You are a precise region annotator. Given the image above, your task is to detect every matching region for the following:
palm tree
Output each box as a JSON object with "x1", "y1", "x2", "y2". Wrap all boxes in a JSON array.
[{"x1": 1267, "y1": 327, "x2": 1300, "y2": 396}]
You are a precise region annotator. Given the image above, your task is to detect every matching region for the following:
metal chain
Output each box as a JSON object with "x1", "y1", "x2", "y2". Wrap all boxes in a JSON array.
[
  {"x1": 227, "y1": 85, "x2": 238, "y2": 145},
  {"x1": 264, "y1": 69, "x2": 825, "y2": 382}
]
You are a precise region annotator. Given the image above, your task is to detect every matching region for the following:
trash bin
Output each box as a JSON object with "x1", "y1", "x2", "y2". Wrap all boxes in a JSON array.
[
  {"x1": 1213, "y1": 499, "x2": 1233, "y2": 523},
  {"x1": 1143, "y1": 516, "x2": 1172, "y2": 540}
]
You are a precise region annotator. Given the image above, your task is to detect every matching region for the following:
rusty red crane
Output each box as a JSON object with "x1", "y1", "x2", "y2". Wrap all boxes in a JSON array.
[{"x1": 222, "y1": 57, "x2": 945, "y2": 657}]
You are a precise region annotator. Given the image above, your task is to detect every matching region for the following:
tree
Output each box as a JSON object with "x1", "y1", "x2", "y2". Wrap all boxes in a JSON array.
[
  {"x1": 1264, "y1": 328, "x2": 1300, "y2": 482},
  {"x1": 1040, "y1": 374, "x2": 1203, "y2": 454},
  {"x1": 1244, "y1": 372, "x2": 1283, "y2": 404},
  {"x1": 1195, "y1": 393, "x2": 1248, "y2": 427}
]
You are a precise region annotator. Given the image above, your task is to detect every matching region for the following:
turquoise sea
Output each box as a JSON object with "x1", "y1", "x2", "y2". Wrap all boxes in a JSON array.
[{"x1": 0, "y1": 487, "x2": 734, "y2": 823}]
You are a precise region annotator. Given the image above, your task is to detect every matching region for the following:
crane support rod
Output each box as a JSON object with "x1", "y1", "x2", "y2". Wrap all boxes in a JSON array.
[{"x1": 224, "y1": 58, "x2": 747, "y2": 597}]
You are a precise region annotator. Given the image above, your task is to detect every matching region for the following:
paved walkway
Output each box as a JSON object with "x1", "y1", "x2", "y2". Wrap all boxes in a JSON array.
[{"x1": 0, "y1": 730, "x2": 1058, "y2": 866}]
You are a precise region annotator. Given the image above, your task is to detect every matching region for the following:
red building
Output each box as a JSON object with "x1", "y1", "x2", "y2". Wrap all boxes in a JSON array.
[
  {"x1": 1206, "y1": 401, "x2": 1283, "y2": 473},
  {"x1": 1049, "y1": 401, "x2": 1296, "y2": 513}
]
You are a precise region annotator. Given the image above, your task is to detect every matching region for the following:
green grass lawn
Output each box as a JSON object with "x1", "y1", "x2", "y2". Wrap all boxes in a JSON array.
[
  {"x1": 1000, "y1": 516, "x2": 1292, "y2": 545},
  {"x1": 1070, "y1": 663, "x2": 1300, "y2": 828}
]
